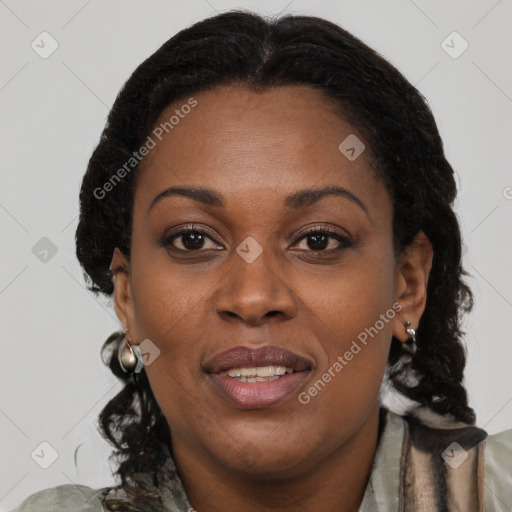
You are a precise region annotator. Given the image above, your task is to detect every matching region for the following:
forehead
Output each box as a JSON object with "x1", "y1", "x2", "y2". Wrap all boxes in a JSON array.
[{"x1": 135, "y1": 85, "x2": 389, "y2": 222}]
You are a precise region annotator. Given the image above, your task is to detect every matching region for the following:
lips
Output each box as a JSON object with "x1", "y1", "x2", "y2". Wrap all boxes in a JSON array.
[
  {"x1": 204, "y1": 345, "x2": 312, "y2": 409},
  {"x1": 203, "y1": 345, "x2": 312, "y2": 374}
]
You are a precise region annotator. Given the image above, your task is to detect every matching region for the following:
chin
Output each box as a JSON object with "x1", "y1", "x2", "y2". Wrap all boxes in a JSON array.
[
  {"x1": 207, "y1": 429, "x2": 316, "y2": 477},
  {"x1": 224, "y1": 451, "x2": 309, "y2": 478}
]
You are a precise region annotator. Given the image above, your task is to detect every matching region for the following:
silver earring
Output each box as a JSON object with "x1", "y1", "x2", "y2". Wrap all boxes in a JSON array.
[
  {"x1": 402, "y1": 321, "x2": 417, "y2": 355},
  {"x1": 118, "y1": 331, "x2": 144, "y2": 374}
]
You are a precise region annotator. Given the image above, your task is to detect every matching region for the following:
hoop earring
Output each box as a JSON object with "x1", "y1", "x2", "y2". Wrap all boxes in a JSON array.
[{"x1": 118, "y1": 330, "x2": 144, "y2": 374}]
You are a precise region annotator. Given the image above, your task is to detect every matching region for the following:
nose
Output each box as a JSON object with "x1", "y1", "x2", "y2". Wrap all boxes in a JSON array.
[{"x1": 214, "y1": 242, "x2": 296, "y2": 327}]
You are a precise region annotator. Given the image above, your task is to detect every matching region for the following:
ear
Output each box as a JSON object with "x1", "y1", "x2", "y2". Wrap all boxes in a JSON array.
[
  {"x1": 110, "y1": 247, "x2": 137, "y2": 340},
  {"x1": 392, "y1": 231, "x2": 433, "y2": 342}
]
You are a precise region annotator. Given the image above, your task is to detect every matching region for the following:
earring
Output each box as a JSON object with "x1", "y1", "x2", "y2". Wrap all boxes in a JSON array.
[
  {"x1": 118, "y1": 330, "x2": 144, "y2": 374},
  {"x1": 401, "y1": 320, "x2": 417, "y2": 355}
]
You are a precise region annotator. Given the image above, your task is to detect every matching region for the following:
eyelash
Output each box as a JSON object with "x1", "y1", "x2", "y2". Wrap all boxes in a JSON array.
[{"x1": 162, "y1": 224, "x2": 353, "y2": 254}]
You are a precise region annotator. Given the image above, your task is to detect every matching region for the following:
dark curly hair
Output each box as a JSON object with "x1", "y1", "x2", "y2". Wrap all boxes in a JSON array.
[{"x1": 75, "y1": 9, "x2": 476, "y2": 510}]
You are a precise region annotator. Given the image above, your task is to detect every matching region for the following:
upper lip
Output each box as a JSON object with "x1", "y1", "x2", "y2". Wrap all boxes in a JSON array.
[{"x1": 203, "y1": 345, "x2": 313, "y2": 374}]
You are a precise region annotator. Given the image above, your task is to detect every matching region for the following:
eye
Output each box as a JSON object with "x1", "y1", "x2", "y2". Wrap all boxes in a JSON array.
[
  {"x1": 291, "y1": 228, "x2": 353, "y2": 252},
  {"x1": 163, "y1": 225, "x2": 223, "y2": 252}
]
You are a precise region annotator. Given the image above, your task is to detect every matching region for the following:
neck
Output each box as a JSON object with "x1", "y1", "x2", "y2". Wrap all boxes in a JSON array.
[{"x1": 172, "y1": 406, "x2": 383, "y2": 512}]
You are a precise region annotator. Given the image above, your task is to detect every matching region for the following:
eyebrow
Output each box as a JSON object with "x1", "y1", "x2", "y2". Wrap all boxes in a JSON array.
[{"x1": 147, "y1": 185, "x2": 368, "y2": 215}]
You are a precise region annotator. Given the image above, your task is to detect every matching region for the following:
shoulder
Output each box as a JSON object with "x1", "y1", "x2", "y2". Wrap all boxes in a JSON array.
[
  {"x1": 484, "y1": 428, "x2": 512, "y2": 509},
  {"x1": 9, "y1": 484, "x2": 108, "y2": 512}
]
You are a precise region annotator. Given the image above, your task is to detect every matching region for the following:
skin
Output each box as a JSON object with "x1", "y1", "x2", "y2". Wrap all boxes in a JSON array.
[{"x1": 111, "y1": 85, "x2": 433, "y2": 512}]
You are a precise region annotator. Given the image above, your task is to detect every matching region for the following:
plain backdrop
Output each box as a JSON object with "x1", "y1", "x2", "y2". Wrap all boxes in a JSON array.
[{"x1": 1, "y1": 0, "x2": 511, "y2": 509}]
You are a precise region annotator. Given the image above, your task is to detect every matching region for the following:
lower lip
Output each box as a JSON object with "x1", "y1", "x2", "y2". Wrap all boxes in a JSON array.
[{"x1": 208, "y1": 371, "x2": 310, "y2": 409}]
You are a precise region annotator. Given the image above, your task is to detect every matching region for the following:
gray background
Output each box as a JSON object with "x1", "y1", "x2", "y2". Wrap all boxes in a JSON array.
[{"x1": 1, "y1": 0, "x2": 511, "y2": 509}]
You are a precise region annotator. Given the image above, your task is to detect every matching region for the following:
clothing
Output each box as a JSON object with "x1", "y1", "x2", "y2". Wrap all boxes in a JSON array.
[{"x1": 9, "y1": 407, "x2": 512, "y2": 511}]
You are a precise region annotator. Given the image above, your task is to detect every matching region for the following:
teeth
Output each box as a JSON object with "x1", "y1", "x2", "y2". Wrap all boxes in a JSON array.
[
  {"x1": 225, "y1": 365, "x2": 294, "y2": 378},
  {"x1": 236, "y1": 376, "x2": 281, "y2": 382}
]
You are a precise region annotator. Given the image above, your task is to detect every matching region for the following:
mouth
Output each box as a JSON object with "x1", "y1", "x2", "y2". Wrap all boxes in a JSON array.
[{"x1": 203, "y1": 345, "x2": 312, "y2": 409}]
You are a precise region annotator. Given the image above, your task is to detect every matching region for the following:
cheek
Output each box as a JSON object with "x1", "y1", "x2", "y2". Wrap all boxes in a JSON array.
[
  {"x1": 130, "y1": 243, "x2": 211, "y2": 341},
  {"x1": 299, "y1": 241, "x2": 396, "y2": 342},
  {"x1": 129, "y1": 263, "x2": 215, "y2": 433},
  {"x1": 296, "y1": 249, "x2": 396, "y2": 408},
  {"x1": 128, "y1": 253, "x2": 230, "y2": 424}
]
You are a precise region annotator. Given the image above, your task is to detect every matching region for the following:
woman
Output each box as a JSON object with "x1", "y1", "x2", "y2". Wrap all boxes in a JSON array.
[{"x1": 11, "y1": 10, "x2": 512, "y2": 512}]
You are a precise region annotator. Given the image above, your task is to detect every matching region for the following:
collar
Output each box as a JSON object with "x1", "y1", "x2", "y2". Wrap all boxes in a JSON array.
[{"x1": 358, "y1": 407, "x2": 405, "y2": 511}]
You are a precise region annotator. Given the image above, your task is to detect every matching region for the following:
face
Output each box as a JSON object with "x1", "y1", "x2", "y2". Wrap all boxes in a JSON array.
[{"x1": 112, "y1": 85, "x2": 431, "y2": 478}]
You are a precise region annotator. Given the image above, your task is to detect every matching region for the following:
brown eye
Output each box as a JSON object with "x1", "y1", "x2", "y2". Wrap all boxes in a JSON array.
[
  {"x1": 292, "y1": 229, "x2": 353, "y2": 252},
  {"x1": 163, "y1": 227, "x2": 222, "y2": 252}
]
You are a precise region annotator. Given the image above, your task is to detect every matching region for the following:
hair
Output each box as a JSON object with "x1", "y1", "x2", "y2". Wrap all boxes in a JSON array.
[{"x1": 75, "y1": 9, "x2": 476, "y2": 510}]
